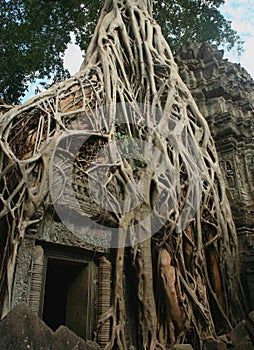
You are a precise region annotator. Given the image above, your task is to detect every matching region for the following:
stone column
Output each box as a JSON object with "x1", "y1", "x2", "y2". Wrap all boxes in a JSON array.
[
  {"x1": 11, "y1": 237, "x2": 35, "y2": 307},
  {"x1": 97, "y1": 256, "x2": 112, "y2": 348},
  {"x1": 28, "y1": 245, "x2": 45, "y2": 316}
]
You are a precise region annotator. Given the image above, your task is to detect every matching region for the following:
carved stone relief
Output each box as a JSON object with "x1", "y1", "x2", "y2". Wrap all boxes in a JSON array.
[
  {"x1": 36, "y1": 211, "x2": 109, "y2": 253},
  {"x1": 28, "y1": 245, "x2": 45, "y2": 316},
  {"x1": 11, "y1": 237, "x2": 35, "y2": 308},
  {"x1": 97, "y1": 256, "x2": 112, "y2": 348},
  {"x1": 176, "y1": 42, "x2": 254, "y2": 308}
]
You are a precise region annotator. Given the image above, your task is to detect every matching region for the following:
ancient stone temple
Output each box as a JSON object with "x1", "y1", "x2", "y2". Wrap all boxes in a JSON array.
[
  {"x1": 176, "y1": 43, "x2": 254, "y2": 309},
  {"x1": 0, "y1": 1, "x2": 253, "y2": 349}
]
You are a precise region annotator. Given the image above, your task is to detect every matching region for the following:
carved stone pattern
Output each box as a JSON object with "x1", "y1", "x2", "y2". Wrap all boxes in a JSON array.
[
  {"x1": 176, "y1": 42, "x2": 254, "y2": 307},
  {"x1": 11, "y1": 237, "x2": 35, "y2": 307},
  {"x1": 97, "y1": 256, "x2": 112, "y2": 347},
  {"x1": 28, "y1": 245, "x2": 45, "y2": 316},
  {"x1": 36, "y1": 212, "x2": 108, "y2": 253}
]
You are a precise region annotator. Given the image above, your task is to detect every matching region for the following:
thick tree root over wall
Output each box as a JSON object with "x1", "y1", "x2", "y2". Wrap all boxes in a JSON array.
[{"x1": 0, "y1": 0, "x2": 246, "y2": 349}]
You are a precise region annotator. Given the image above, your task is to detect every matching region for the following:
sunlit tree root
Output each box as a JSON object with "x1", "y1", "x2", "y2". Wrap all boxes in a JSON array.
[{"x1": 0, "y1": 0, "x2": 246, "y2": 349}]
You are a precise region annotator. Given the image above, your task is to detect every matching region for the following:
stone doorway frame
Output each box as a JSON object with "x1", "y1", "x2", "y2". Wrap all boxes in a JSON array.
[{"x1": 28, "y1": 241, "x2": 98, "y2": 340}]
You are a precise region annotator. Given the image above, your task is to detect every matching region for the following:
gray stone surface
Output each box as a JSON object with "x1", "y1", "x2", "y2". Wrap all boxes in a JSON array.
[
  {"x1": 0, "y1": 303, "x2": 100, "y2": 350},
  {"x1": 37, "y1": 211, "x2": 108, "y2": 253},
  {"x1": 55, "y1": 326, "x2": 101, "y2": 350},
  {"x1": 11, "y1": 237, "x2": 35, "y2": 308},
  {"x1": 203, "y1": 338, "x2": 227, "y2": 350},
  {"x1": 234, "y1": 339, "x2": 254, "y2": 350},
  {"x1": 220, "y1": 318, "x2": 254, "y2": 350},
  {"x1": 229, "y1": 320, "x2": 250, "y2": 346},
  {"x1": 173, "y1": 345, "x2": 194, "y2": 350},
  {"x1": 176, "y1": 42, "x2": 254, "y2": 310},
  {"x1": 249, "y1": 311, "x2": 254, "y2": 324},
  {"x1": 246, "y1": 311, "x2": 254, "y2": 345}
]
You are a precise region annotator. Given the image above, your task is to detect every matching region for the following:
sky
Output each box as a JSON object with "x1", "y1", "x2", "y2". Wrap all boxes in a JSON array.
[
  {"x1": 220, "y1": 0, "x2": 254, "y2": 78},
  {"x1": 23, "y1": 0, "x2": 254, "y2": 101}
]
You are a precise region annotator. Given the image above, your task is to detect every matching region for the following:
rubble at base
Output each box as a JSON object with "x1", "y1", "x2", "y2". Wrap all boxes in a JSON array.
[
  {"x1": 0, "y1": 304, "x2": 101, "y2": 350},
  {"x1": 1, "y1": 304, "x2": 254, "y2": 349}
]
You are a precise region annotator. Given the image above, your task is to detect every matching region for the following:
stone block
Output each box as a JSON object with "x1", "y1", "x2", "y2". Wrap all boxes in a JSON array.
[
  {"x1": 0, "y1": 304, "x2": 101, "y2": 350},
  {"x1": 173, "y1": 345, "x2": 194, "y2": 350},
  {"x1": 234, "y1": 339, "x2": 254, "y2": 350},
  {"x1": 203, "y1": 338, "x2": 227, "y2": 350},
  {"x1": 0, "y1": 303, "x2": 54, "y2": 350},
  {"x1": 246, "y1": 313, "x2": 254, "y2": 345},
  {"x1": 55, "y1": 326, "x2": 101, "y2": 350},
  {"x1": 229, "y1": 320, "x2": 250, "y2": 346},
  {"x1": 249, "y1": 311, "x2": 254, "y2": 324}
]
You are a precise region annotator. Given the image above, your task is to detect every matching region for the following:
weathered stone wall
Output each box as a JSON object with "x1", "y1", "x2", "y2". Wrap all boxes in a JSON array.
[{"x1": 176, "y1": 42, "x2": 254, "y2": 309}]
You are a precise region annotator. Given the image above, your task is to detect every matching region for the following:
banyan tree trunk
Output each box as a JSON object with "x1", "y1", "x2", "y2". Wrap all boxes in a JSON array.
[{"x1": 0, "y1": 0, "x2": 246, "y2": 349}]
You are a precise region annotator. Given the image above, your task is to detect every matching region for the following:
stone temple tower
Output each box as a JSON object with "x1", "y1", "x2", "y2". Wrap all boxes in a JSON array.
[{"x1": 177, "y1": 42, "x2": 254, "y2": 309}]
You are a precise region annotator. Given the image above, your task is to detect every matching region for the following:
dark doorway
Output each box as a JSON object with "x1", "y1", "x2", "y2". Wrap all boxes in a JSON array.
[{"x1": 42, "y1": 257, "x2": 88, "y2": 338}]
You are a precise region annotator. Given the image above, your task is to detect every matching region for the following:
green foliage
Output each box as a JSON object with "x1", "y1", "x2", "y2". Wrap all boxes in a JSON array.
[
  {"x1": 0, "y1": 0, "x2": 102, "y2": 103},
  {"x1": 114, "y1": 124, "x2": 148, "y2": 172},
  {"x1": 0, "y1": 0, "x2": 243, "y2": 104},
  {"x1": 153, "y1": 0, "x2": 243, "y2": 53}
]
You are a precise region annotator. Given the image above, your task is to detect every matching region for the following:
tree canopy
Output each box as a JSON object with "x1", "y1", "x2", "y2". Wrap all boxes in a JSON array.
[{"x1": 0, "y1": 0, "x2": 242, "y2": 104}]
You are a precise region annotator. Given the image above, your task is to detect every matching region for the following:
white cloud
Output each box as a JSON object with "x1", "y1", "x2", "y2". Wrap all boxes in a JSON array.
[
  {"x1": 241, "y1": 36, "x2": 254, "y2": 75},
  {"x1": 63, "y1": 33, "x2": 84, "y2": 75},
  {"x1": 221, "y1": 0, "x2": 254, "y2": 78},
  {"x1": 22, "y1": 34, "x2": 84, "y2": 102}
]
